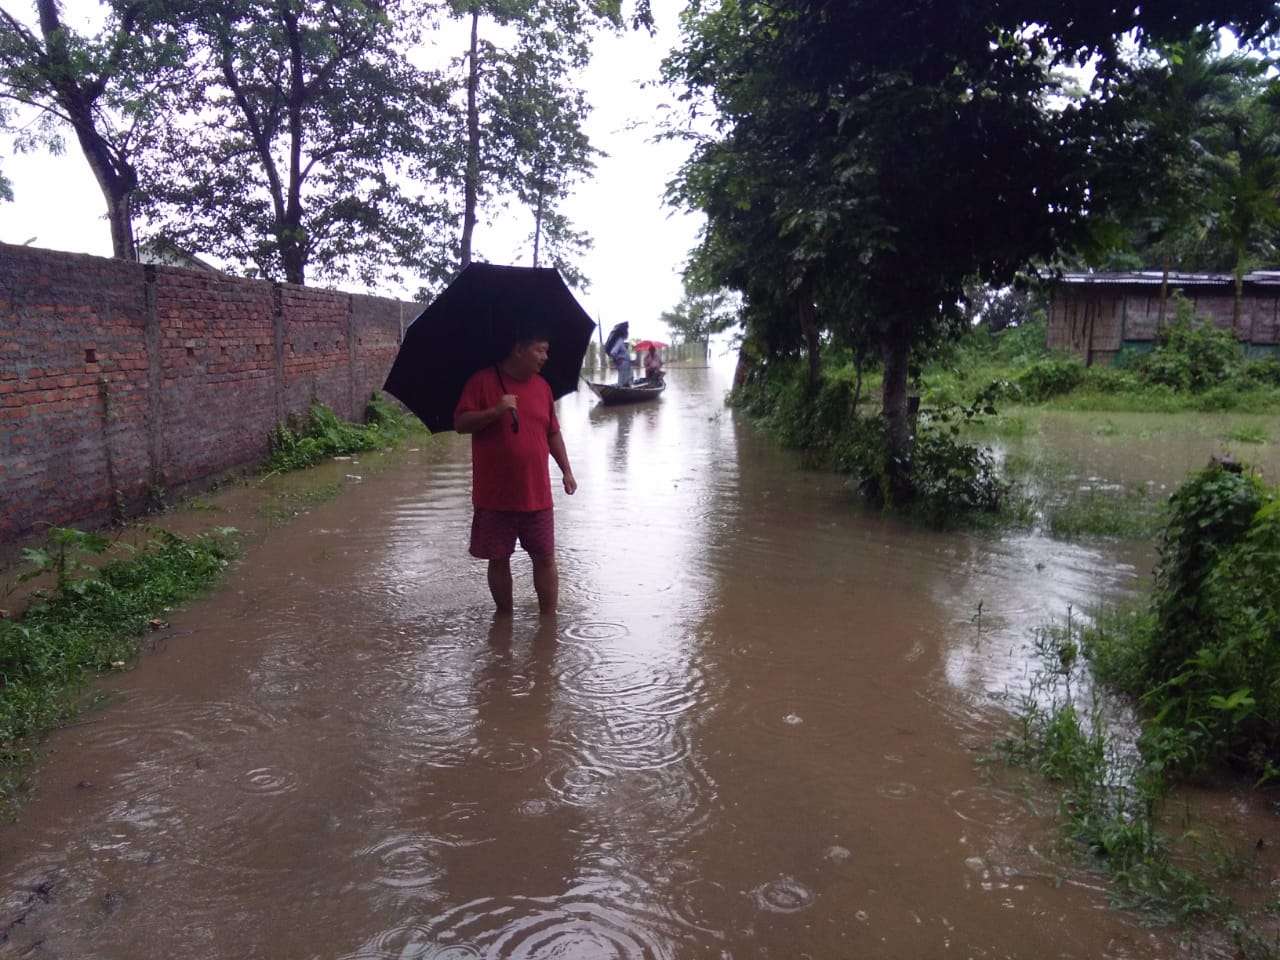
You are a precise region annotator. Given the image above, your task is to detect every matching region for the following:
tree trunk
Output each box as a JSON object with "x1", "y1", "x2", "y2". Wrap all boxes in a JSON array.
[
  {"x1": 879, "y1": 326, "x2": 915, "y2": 504},
  {"x1": 851, "y1": 344, "x2": 866, "y2": 417},
  {"x1": 460, "y1": 6, "x2": 481, "y2": 267},
  {"x1": 280, "y1": 228, "x2": 306, "y2": 286},
  {"x1": 37, "y1": 0, "x2": 137, "y2": 260},
  {"x1": 73, "y1": 126, "x2": 137, "y2": 261},
  {"x1": 799, "y1": 294, "x2": 821, "y2": 389},
  {"x1": 532, "y1": 185, "x2": 543, "y2": 267}
]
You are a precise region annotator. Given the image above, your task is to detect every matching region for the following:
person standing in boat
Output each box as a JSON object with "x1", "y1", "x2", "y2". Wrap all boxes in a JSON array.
[{"x1": 605, "y1": 322, "x2": 634, "y2": 386}]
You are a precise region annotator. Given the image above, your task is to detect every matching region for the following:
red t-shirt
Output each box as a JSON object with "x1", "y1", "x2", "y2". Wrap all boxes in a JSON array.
[{"x1": 454, "y1": 366, "x2": 560, "y2": 511}]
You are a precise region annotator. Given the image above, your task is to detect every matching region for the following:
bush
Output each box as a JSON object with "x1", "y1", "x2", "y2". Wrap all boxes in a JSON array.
[
  {"x1": 908, "y1": 429, "x2": 1008, "y2": 523},
  {"x1": 1243, "y1": 354, "x2": 1280, "y2": 387},
  {"x1": 1017, "y1": 356, "x2": 1087, "y2": 402},
  {"x1": 992, "y1": 318, "x2": 1049, "y2": 364},
  {"x1": 1131, "y1": 304, "x2": 1246, "y2": 394},
  {"x1": 263, "y1": 396, "x2": 410, "y2": 475},
  {"x1": 1138, "y1": 462, "x2": 1280, "y2": 780},
  {"x1": 732, "y1": 360, "x2": 1007, "y2": 526},
  {"x1": 1079, "y1": 363, "x2": 1142, "y2": 395}
]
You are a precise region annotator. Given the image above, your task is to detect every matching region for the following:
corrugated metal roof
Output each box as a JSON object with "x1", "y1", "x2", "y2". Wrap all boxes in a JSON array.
[{"x1": 1047, "y1": 270, "x2": 1280, "y2": 287}]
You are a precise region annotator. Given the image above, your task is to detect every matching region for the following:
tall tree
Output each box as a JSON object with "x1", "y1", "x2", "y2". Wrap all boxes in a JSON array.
[
  {"x1": 667, "y1": 0, "x2": 1280, "y2": 502},
  {"x1": 447, "y1": 0, "x2": 646, "y2": 280},
  {"x1": 0, "y1": 0, "x2": 185, "y2": 259},
  {"x1": 660, "y1": 287, "x2": 736, "y2": 345},
  {"x1": 1200, "y1": 80, "x2": 1280, "y2": 327},
  {"x1": 1116, "y1": 32, "x2": 1265, "y2": 323},
  {"x1": 137, "y1": 0, "x2": 456, "y2": 288}
]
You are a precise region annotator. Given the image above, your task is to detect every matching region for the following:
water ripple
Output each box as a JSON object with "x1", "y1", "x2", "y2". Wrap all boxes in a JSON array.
[
  {"x1": 744, "y1": 696, "x2": 859, "y2": 742},
  {"x1": 343, "y1": 894, "x2": 700, "y2": 960},
  {"x1": 234, "y1": 766, "x2": 299, "y2": 797},
  {"x1": 543, "y1": 762, "x2": 614, "y2": 807},
  {"x1": 749, "y1": 875, "x2": 817, "y2": 914},
  {"x1": 355, "y1": 834, "x2": 446, "y2": 890},
  {"x1": 571, "y1": 714, "x2": 690, "y2": 771}
]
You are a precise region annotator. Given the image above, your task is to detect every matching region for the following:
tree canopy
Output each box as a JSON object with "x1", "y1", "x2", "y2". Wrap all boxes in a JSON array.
[
  {"x1": 665, "y1": 0, "x2": 1280, "y2": 501},
  {"x1": 0, "y1": 0, "x2": 187, "y2": 258},
  {"x1": 0, "y1": 0, "x2": 654, "y2": 291}
]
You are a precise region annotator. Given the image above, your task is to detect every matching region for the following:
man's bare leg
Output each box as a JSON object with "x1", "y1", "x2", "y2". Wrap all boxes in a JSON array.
[
  {"x1": 487, "y1": 557, "x2": 514, "y2": 613},
  {"x1": 531, "y1": 554, "x2": 558, "y2": 615}
]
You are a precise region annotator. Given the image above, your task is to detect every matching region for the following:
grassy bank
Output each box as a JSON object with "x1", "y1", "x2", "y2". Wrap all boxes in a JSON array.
[
  {"x1": 0, "y1": 396, "x2": 422, "y2": 814},
  {"x1": 991, "y1": 462, "x2": 1280, "y2": 955},
  {"x1": 0, "y1": 527, "x2": 237, "y2": 811}
]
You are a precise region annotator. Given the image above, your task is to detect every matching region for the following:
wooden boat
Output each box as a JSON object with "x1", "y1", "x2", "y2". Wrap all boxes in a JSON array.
[{"x1": 586, "y1": 376, "x2": 666, "y2": 404}]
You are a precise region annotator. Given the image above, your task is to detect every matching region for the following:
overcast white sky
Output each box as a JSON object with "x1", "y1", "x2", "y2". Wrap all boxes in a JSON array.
[{"x1": 0, "y1": 0, "x2": 704, "y2": 340}]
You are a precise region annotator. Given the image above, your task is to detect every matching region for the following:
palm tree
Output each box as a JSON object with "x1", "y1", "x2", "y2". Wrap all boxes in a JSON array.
[{"x1": 1200, "y1": 82, "x2": 1280, "y2": 329}]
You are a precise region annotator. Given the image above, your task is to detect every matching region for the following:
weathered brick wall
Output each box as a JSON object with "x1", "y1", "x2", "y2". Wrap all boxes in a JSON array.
[{"x1": 0, "y1": 243, "x2": 416, "y2": 545}]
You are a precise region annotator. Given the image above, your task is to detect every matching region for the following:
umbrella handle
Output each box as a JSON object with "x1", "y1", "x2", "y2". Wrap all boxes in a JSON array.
[{"x1": 494, "y1": 363, "x2": 519, "y2": 433}]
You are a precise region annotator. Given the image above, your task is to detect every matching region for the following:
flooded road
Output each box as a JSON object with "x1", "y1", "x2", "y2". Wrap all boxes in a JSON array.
[{"x1": 0, "y1": 356, "x2": 1269, "y2": 958}]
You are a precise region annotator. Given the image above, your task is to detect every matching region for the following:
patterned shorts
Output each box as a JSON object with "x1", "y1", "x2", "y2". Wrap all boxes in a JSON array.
[{"x1": 469, "y1": 507, "x2": 555, "y2": 560}]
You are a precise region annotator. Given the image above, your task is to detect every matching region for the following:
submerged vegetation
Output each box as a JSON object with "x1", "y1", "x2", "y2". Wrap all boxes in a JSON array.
[
  {"x1": 0, "y1": 526, "x2": 238, "y2": 811},
  {"x1": 993, "y1": 461, "x2": 1280, "y2": 948},
  {"x1": 730, "y1": 299, "x2": 1280, "y2": 534},
  {"x1": 262, "y1": 394, "x2": 417, "y2": 477}
]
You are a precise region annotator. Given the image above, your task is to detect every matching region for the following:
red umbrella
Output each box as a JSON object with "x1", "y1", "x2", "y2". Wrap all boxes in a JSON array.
[{"x1": 633, "y1": 339, "x2": 667, "y2": 352}]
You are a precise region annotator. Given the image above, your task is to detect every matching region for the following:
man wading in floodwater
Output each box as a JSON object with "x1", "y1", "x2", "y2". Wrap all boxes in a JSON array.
[{"x1": 453, "y1": 331, "x2": 577, "y2": 615}]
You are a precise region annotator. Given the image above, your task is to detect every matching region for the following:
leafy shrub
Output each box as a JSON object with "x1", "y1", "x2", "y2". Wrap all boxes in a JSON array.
[
  {"x1": 264, "y1": 396, "x2": 409, "y2": 475},
  {"x1": 0, "y1": 527, "x2": 236, "y2": 799},
  {"x1": 849, "y1": 389, "x2": 1009, "y2": 525},
  {"x1": 1017, "y1": 356, "x2": 1087, "y2": 402},
  {"x1": 992, "y1": 318, "x2": 1049, "y2": 364},
  {"x1": 1079, "y1": 363, "x2": 1142, "y2": 395},
  {"x1": 1137, "y1": 462, "x2": 1280, "y2": 779},
  {"x1": 733, "y1": 360, "x2": 1007, "y2": 526},
  {"x1": 1132, "y1": 304, "x2": 1246, "y2": 393},
  {"x1": 1243, "y1": 354, "x2": 1280, "y2": 387},
  {"x1": 908, "y1": 429, "x2": 1008, "y2": 523}
]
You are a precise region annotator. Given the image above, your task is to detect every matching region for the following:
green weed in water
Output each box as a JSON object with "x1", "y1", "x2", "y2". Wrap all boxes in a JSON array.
[
  {"x1": 0, "y1": 526, "x2": 238, "y2": 811},
  {"x1": 994, "y1": 611, "x2": 1234, "y2": 927},
  {"x1": 1045, "y1": 485, "x2": 1165, "y2": 540},
  {"x1": 1224, "y1": 423, "x2": 1268, "y2": 444},
  {"x1": 262, "y1": 395, "x2": 415, "y2": 477}
]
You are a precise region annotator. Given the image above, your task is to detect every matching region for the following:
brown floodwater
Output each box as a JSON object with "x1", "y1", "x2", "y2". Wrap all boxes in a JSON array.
[{"x1": 2, "y1": 354, "x2": 1276, "y2": 959}]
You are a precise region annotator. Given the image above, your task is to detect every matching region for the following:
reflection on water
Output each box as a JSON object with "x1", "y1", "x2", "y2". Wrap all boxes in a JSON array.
[{"x1": 0, "y1": 349, "x2": 1264, "y2": 959}]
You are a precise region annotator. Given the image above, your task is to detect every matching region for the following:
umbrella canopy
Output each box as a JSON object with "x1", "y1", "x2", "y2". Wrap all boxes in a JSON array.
[
  {"x1": 603, "y1": 321, "x2": 629, "y2": 354},
  {"x1": 383, "y1": 262, "x2": 596, "y2": 433},
  {"x1": 633, "y1": 339, "x2": 667, "y2": 352}
]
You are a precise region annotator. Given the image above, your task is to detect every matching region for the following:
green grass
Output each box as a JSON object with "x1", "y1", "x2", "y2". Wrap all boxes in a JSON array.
[
  {"x1": 262, "y1": 394, "x2": 418, "y2": 477},
  {"x1": 1224, "y1": 423, "x2": 1269, "y2": 444},
  {"x1": 992, "y1": 613, "x2": 1247, "y2": 930},
  {"x1": 1043, "y1": 485, "x2": 1166, "y2": 540},
  {"x1": 0, "y1": 526, "x2": 237, "y2": 812}
]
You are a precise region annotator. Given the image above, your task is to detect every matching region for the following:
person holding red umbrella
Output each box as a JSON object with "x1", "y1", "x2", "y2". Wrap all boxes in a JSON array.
[
  {"x1": 453, "y1": 330, "x2": 577, "y2": 617},
  {"x1": 643, "y1": 344, "x2": 665, "y2": 381}
]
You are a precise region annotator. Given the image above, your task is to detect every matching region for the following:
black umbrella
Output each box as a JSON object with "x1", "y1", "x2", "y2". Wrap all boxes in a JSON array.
[{"x1": 382, "y1": 262, "x2": 596, "y2": 433}]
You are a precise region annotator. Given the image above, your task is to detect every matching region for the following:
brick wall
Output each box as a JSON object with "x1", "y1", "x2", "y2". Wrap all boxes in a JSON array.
[{"x1": 0, "y1": 244, "x2": 417, "y2": 544}]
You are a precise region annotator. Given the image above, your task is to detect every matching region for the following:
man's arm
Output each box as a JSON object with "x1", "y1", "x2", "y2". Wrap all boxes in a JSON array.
[
  {"x1": 548, "y1": 431, "x2": 577, "y2": 495},
  {"x1": 454, "y1": 394, "x2": 516, "y2": 433}
]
